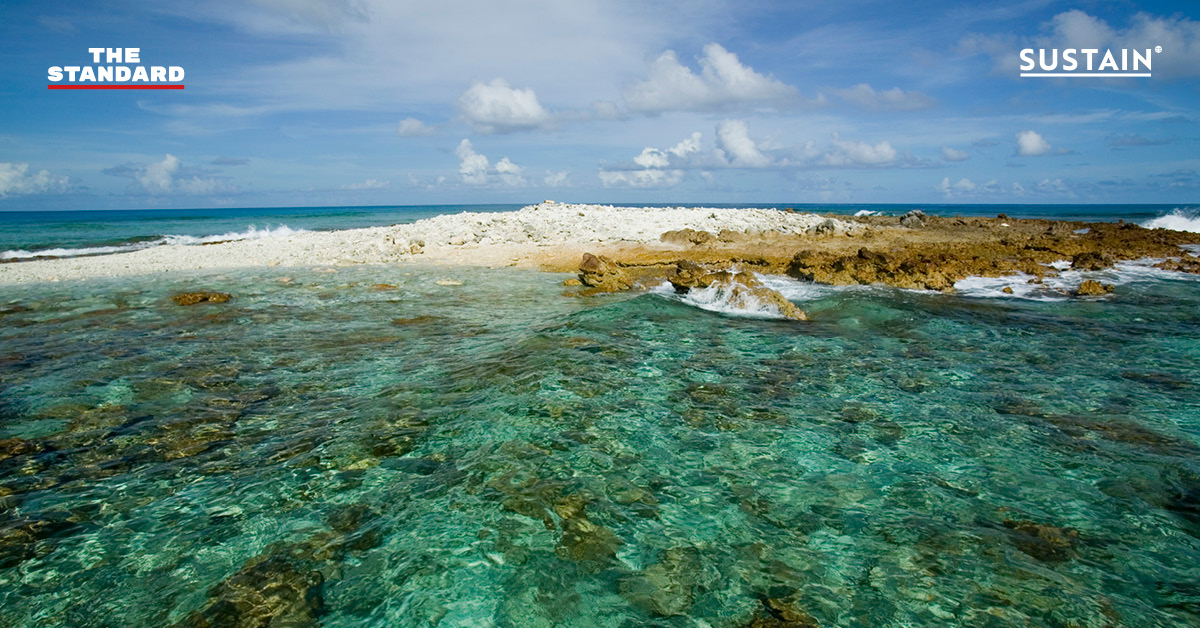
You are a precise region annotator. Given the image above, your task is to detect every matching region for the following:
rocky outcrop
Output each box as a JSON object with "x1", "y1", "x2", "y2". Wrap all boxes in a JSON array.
[
  {"x1": 578, "y1": 253, "x2": 634, "y2": 291},
  {"x1": 668, "y1": 262, "x2": 808, "y2": 321},
  {"x1": 171, "y1": 292, "x2": 232, "y2": 306},
  {"x1": 661, "y1": 229, "x2": 716, "y2": 246},
  {"x1": 1155, "y1": 256, "x2": 1200, "y2": 274},
  {"x1": 1075, "y1": 280, "x2": 1114, "y2": 296},
  {"x1": 899, "y1": 209, "x2": 927, "y2": 229}
]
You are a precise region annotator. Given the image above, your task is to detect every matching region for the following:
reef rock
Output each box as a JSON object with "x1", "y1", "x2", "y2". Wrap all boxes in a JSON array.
[
  {"x1": 1155, "y1": 256, "x2": 1200, "y2": 275},
  {"x1": 1075, "y1": 280, "x2": 1114, "y2": 297},
  {"x1": 555, "y1": 517, "x2": 621, "y2": 563},
  {"x1": 1071, "y1": 251, "x2": 1112, "y2": 271},
  {"x1": 668, "y1": 262, "x2": 808, "y2": 321},
  {"x1": 742, "y1": 598, "x2": 821, "y2": 628},
  {"x1": 620, "y1": 547, "x2": 702, "y2": 616},
  {"x1": 578, "y1": 253, "x2": 634, "y2": 292},
  {"x1": 174, "y1": 555, "x2": 324, "y2": 628},
  {"x1": 171, "y1": 292, "x2": 232, "y2": 306},
  {"x1": 899, "y1": 209, "x2": 927, "y2": 229},
  {"x1": 1003, "y1": 519, "x2": 1078, "y2": 562}
]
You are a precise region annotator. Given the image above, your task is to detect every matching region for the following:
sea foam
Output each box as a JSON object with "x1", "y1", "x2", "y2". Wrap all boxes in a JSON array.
[
  {"x1": 1141, "y1": 208, "x2": 1200, "y2": 233},
  {"x1": 1, "y1": 225, "x2": 304, "y2": 261}
]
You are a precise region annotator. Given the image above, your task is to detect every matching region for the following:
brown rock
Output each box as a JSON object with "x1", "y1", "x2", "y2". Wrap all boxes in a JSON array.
[
  {"x1": 561, "y1": 277, "x2": 583, "y2": 287},
  {"x1": 1002, "y1": 286, "x2": 1014, "y2": 294},
  {"x1": 668, "y1": 262, "x2": 807, "y2": 321},
  {"x1": 743, "y1": 598, "x2": 821, "y2": 628},
  {"x1": 1072, "y1": 251, "x2": 1112, "y2": 271},
  {"x1": 1075, "y1": 280, "x2": 1114, "y2": 296},
  {"x1": 1155, "y1": 256, "x2": 1200, "y2": 274},
  {"x1": 578, "y1": 253, "x2": 634, "y2": 292},
  {"x1": 555, "y1": 518, "x2": 621, "y2": 563},
  {"x1": 660, "y1": 229, "x2": 716, "y2": 246},
  {"x1": 174, "y1": 555, "x2": 324, "y2": 628},
  {"x1": 171, "y1": 292, "x2": 232, "y2": 306},
  {"x1": 620, "y1": 547, "x2": 701, "y2": 616}
]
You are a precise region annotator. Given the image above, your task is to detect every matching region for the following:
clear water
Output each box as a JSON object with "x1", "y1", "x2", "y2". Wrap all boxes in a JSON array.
[{"x1": 2, "y1": 264, "x2": 1199, "y2": 627}]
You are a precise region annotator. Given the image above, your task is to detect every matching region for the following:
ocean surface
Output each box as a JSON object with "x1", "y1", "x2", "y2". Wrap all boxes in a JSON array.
[{"x1": 1, "y1": 204, "x2": 1200, "y2": 627}]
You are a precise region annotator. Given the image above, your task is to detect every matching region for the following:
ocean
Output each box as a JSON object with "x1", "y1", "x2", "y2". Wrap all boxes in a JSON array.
[{"x1": 2, "y1": 203, "x2": 1200, "y2": 627}]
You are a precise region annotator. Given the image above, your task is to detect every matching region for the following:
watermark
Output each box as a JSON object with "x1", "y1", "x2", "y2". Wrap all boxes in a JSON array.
[
  {"x1": 1019, "y1": 47, "x2": 1160, "y2": 78},
  {"x1": 47, "y1": 48, "x2": 185, "y2": 90}
]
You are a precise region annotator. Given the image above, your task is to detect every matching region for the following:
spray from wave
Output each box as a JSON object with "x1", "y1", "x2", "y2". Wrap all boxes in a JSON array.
[
  {"x1": 1141, "y1": 208, "x2": 1200, "y2": 233},
  {"x1": 1, "y1": 225, "x2": 304, "y2": 261}
]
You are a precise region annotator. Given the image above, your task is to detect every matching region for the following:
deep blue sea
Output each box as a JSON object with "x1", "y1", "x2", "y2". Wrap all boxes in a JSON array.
[{"x1": 2, "y1": 203, "x2": 1200, "y2": 627}]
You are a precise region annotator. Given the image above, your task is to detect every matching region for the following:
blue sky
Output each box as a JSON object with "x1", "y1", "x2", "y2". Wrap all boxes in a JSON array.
[{"x1": 0, "y1": 0, "x2": 1197, "y2": 209}]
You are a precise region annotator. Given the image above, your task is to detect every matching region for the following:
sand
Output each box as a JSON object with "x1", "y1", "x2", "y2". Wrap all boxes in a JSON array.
[{"x1": 0, "y1": 203, "x2": 853, "y2": 285}]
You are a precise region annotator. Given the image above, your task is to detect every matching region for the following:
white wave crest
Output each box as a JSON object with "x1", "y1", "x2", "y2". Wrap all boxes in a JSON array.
[
  {"x1": 954, "y1": 258, "x2": 1200, "y2": 301},
  {"x1": 854, "y1": 209, "x2": 881, "y2": 216},
  {"x1": 651, "y1": 273, "x2": 828, "y2": 319},
  {"x1": 1141, "y1": 208, "x2": 1200, "y2": 233},
  {"x1": 1, "y1": 225, "x2": 305, "y2": 261}
]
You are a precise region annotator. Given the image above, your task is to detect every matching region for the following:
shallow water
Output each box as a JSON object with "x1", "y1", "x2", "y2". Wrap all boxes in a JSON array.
[{"x1": 1, "y1": 265, "x2": 1199, "y2": 627}]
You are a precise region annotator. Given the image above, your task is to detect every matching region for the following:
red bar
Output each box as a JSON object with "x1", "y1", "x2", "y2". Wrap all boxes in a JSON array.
[{"x1": 47, "y1": 85, "x2": 185, "y2": 90}]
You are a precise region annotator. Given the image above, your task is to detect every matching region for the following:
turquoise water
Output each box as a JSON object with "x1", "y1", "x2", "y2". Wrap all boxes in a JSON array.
[{"x1": 2, "y1": 265, "x2": 1200, "y2": 627}]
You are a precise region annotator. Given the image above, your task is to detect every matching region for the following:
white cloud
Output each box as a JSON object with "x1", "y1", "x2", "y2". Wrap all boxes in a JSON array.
[
  {"x1": 138, "y1": 154, "x2": 179, "y2": 192},
  {"x1": 624, "y1": 43, "x2": 797, "y2": 113},
  {"x1": 937, "y1": 176, "x2": 977, "y2": 198},
  {"x1": 544, "y1": 171, "x2": 569, "y2": 187},
  {"x1": 821, "y1": 134, "x2": 897, "y2": 166},
  {"x1": 830, "y1": 83, "x2": 935, "y2": 111},
  {"x1": 1036, "y1": 177, "x2": 1071, "y2": 194},
  {"x1": 715, "y1": 119, "x2": 771, "y2": 168},
  {"x1": 457, "y1": 78, "x2": 549, "y2": 133},
  {"x1": 633, "y1": 131, "x2": 702, "y2": 168},
  {"x1": 598, "y1": 168, "x2": 684, "y2": 188},
  {"x1": 455, "y1": 139, "x2": 526, "y2": 186},
  {"x1": 396, "y1": 117, "x2": 433, "y2": 136},
  {"x1": 0, "y1": 162, "x2": 68, "y2": 197},
  {"x1": 941, "y1": 146, "x2": 970, "y2": 161},
  {"x1": 123, "y1": 154, "x2": 230, "y2": 194},
  {"x1": 342, "y1": 178, "x2": 390, "y2": 190},
  {"x1": 1016, "y1": 130, "x2": 1052, "y2": 156}
]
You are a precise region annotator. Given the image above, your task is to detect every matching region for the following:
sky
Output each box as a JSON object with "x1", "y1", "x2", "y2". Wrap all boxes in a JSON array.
[{"x1": 0, "y1": 0, "x2": 1198, "y2": 209}]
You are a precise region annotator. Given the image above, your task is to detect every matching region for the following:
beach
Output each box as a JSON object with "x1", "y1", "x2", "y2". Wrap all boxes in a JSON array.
[{"x1": 3, "y1": 203, "x2": 1200, "y2": 627}]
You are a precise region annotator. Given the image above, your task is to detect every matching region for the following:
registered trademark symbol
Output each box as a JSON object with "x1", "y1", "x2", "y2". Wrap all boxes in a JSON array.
[{"x1": 1155, "y1": 46, "x2": 1162, "y2": 53}]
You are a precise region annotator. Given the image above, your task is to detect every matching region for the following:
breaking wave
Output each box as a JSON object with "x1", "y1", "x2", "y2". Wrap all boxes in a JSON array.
[
  {"x1": 1, "y1": 225, "x2": 304, "y2": 261},
  {"x1": 1141, "y1": 208, "x2": 1200, "y2": 233}
]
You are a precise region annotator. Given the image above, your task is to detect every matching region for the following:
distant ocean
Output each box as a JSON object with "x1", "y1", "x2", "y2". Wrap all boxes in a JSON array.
[
  {"x1": 2, "y1": 202, "x2": 1200, "y2": 627},
  {"x1": 2, "y1": 202, "x2": 1198, "y2": 261}
]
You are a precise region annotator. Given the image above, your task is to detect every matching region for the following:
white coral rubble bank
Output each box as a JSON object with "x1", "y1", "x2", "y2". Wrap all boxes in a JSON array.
[{"x1": 0, "y1": 202, "x2": 855, "y2": 285}]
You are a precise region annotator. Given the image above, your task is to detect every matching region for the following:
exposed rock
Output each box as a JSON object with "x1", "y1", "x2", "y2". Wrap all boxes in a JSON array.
[
  {"x1": 1072, "y1": 251, "x2": 1112, "y2": 271},
  {"x1": 369, "y1": 283, "x2": 397, "y2": 291},
  {"x1": 434, "y1": 279, "x2": 463, "y2": 286},
  {"x1": 578, "y1": 253, "x2": 634, "y2": 292},
  {"x1": 1002, "y1": 286, "x2": 1014, "y2": 294},
  {"x1": 171, "y1": 292, "x2": 232, "y2": 306},
  {"x1": 1003, "y1": 519, "x2": 1078, "y2": 562},
  {"x1": 661, "y1": 229, "x2": 716, "y2": 246},
  {"x1": 1155, "y1": 257, "x2": 1200, "y2": 274},
  {"x1": 899, "y1": 210, "x2": 927, "y2": 229},
  {"x1": 1075, "y1": 280, "x2": 1114, "y2": 296},
  {"x1": 668, "y1": 262, "x2": 807, "y2": 321},
  {"x1": 620, "y1": 547, "x2": 701, "y2": 616},
  {"x1": 561, "y1": 277, "x2": 583, "y2": 287},
  {"x1": 174, "y1": 555, "x2": 324, "y2": 628},
  {"x1": 813, "y1": 218, "x2": 841, "y2": 235}
]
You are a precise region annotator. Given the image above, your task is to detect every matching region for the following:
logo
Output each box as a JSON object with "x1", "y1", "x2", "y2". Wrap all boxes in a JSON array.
[
  {"x1": 48, "y1": 48, "x2": 185, "y2": 90},
  {"x1": 1019, "y1": 46, "x2": 1160, "y2": 78}
]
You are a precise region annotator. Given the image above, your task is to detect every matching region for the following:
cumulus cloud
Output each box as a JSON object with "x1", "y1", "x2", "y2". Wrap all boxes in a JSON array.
[
  {"x1": 715, "y1": 120, "x2": 771, "y2": 167},
  {"x1": 396, "y1": 117, "x2": 434, "y2": 136},
  {"x1": 1015, "y1": 130, "x2": 1052, "y2": 156},
  {"x1": 937, "y1": 177, "x2": 1005, "y2": 198},
  {"x1": 830, "y1": 83, "x2": 935, "y2": 111},
  {"x1": 0, "y1": 162, "x2": 68, "y2": 197},
  {"x1": 455, "y1": 139, "x2": 526, "y2": 186},
  {"x1": 820, "y1": 134, "x2": 897, "y2": 166},
  {"x1": 457, "y1": 79, "x2": 549, "y2": 133},
  {"x1": 941, "y1": 146, "x2": 970, "y2": 161},
  {"x1": 598, "y1": 168, "x2": 685, "y2": 188},
  {"x1": 624, "y1": 43, "x2": 797, "y2": 113},
  {"x1": 633, "y1": 132, "x2": 702, "y2": 169},
  {"x1": 341, "y1": 178, "x2": 390, "y2": 190},
  {"x1": 103, "y1": 154, "x2": 230, "y2": 194}
]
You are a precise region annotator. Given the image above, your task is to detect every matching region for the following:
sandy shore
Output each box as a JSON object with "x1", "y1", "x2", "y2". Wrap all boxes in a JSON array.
[{"x1": 0, "y1": 203, "x2": 853, "y2": 285}]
